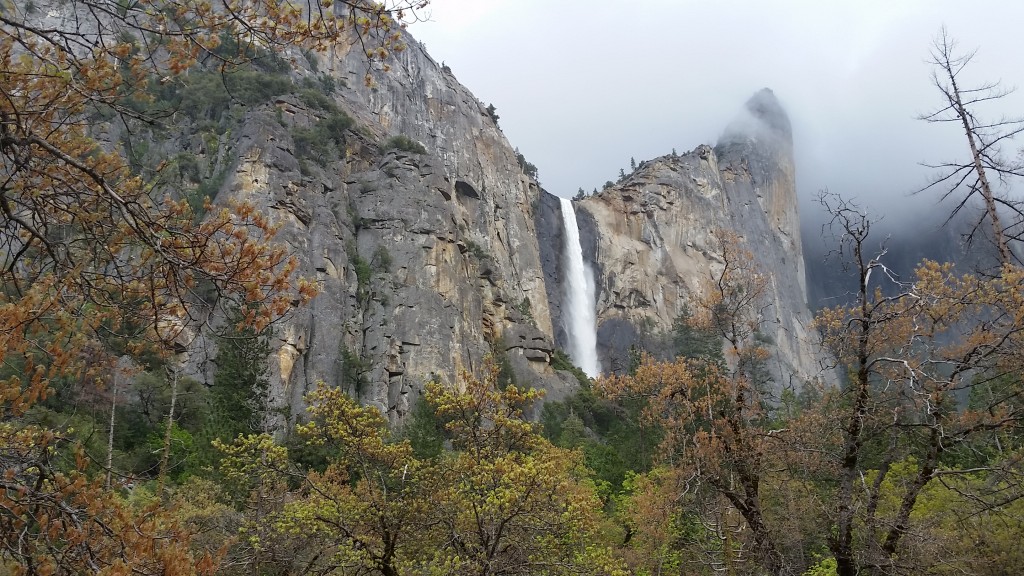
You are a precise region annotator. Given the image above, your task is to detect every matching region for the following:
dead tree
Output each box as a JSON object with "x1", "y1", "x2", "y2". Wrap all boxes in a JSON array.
[{"x1": 918, "y1": 27, "x2": 1024, "y2": 266}]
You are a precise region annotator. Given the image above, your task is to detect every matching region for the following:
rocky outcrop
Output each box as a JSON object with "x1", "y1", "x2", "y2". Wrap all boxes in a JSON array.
[
  {"x1": 184, "y1": 29, "x2": 824, "y2": 423},
  {"x1": 191, "y1": 33, "x2": 572, "y2": 425},
  {"x1": 570, "y1": 89, "x2": 827, "y2": 387},
  {"x1": 26, "y1": 2, "x2": 827, "y2": 425}
]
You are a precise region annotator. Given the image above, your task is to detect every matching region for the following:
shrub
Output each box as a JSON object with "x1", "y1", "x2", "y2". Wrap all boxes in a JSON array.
[
  {"x1": 174, "y1": 153, "x2": 201, "y2": 183},
  {"x1": 372, "y1": 245, "x2": 392, "y2": 273},
  {"x1": 550, "y1": 349, "x2": 589, "y2": 389},
  {"x1": 320, "y1": 112, "x2": 354, "y2": 142},
  {"x1": 485, "y1": 103, "x2": 499, "y2": 127},
  {"x1": 292, "y1": 126, "x2": 332, "y2": 161},
  {"x1": 179, "y1": 70, "x2": 291, "y2": 122},
  {"x1": 384, "y1": 134, "x2": 427, "y2": 155},
  {"x1": 339, "y1": 345, "x2": 370, "y2": 398},
  {"x1": 516, "y1": 296, "x2": 534, "y2": 324},
  {"x1": 465, "y1": 240, "x2": 490, "y2": 261},
  {"x1": 318, "y1": 74, "x2": 338, "y2": 94},
  {"x1": 187, "y1": 168, "x2": 227, "y2": 221},
  {"x1": 400, "y1": 397, "x2": 445, "y2": 459},
  {"x1": 297, "y1": 87, "x2": 336, "y2": 111},
  {"x1": 515, "y1": 148, "x2": 538, "y2": 178},
  {"x1": 352, "y1": 253, "x2": 371, "y2": 292},
  {"x1": 292, "y1": 111, "x2": 353, "y2": 162}
]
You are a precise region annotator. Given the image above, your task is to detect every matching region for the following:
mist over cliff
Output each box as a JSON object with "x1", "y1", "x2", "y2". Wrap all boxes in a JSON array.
[{"x1": 801, "y1": 196, "x2": 1006, "y2": 309}]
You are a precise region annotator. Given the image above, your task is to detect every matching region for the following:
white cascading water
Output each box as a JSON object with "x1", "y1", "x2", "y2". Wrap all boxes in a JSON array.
[{"x1": 559, "y1": 197, "x2": 601, "y2": 377}]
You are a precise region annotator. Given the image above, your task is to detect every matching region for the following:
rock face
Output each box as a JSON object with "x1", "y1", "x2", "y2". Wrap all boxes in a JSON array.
[
  {"x1": 185, "y1": 28, "x2": 824, "y2": 422},
  {"x1": 190, "y1": 34, "x2": 577, "y2": 425},
  {"x1": 20, "y1": 4, "x2": 825, "y2": 425},
  {"x1": 561, "y1": 89, "x2": 826, "y2": 387}
]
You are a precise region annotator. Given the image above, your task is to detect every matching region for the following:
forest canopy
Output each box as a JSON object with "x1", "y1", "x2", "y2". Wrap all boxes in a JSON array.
[{"x1": 0, "y1": 4, "x2": 1022, "y2": 575}]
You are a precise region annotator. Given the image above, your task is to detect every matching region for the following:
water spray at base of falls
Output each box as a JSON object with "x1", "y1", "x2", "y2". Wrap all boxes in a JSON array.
[{"x1": 559, "y1": 197, "x2": 601, "y2": 378}]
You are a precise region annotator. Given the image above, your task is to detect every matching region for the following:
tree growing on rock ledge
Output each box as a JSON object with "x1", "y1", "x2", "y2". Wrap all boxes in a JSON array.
[{"x1": 0, "y1": 0, "x2": 426, "y2": 572}]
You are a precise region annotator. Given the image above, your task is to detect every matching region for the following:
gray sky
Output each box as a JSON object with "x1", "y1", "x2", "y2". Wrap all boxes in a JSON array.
[{"x1": 411, "y1": 0, "x2": 1024, "y2": 222}]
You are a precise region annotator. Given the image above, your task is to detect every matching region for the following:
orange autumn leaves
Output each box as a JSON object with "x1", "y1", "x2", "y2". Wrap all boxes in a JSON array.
[
  {"x1": 0, "y1": 1, "x2": 424, "y2": 574},
  {"x1": 598, "y1": 226, "x2": 1024, "y2": 574}
]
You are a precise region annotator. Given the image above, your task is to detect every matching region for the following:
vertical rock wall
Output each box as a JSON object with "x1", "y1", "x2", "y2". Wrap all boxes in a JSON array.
[
  {"x1": 573, "y1": 89, "x2": 827, "y2": 386},
  {"x1": 202, "y1": 33, "x2": 575, "y2": 425}
]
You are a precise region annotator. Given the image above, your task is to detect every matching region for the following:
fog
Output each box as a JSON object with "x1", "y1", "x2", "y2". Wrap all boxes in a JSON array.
[{"x1": 412, "y1": 0, "x2": 1024, "y2": 236}]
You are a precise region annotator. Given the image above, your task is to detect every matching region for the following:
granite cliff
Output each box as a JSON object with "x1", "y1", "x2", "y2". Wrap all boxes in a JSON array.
[
  {"x1": 165, "y1": 33, "x2": 825, "y2": 422},
  {"x1": 171, "y1": 36, "x2": 577, "y2": 424},
  {"x1": 539, "y1": 89, "x2": 826, "y2": 389}
]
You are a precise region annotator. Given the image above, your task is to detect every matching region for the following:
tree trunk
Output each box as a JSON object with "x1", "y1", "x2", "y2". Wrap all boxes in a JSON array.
[
  {"x1": 945, "y1": 63, "x2": 1012, "y2": 265},
  {"x1": 105, "y1": 378, "x2": 118, "y2": 489},
  {"x1": 158, "y1": 366, "x2": 179, "y2": 495}
]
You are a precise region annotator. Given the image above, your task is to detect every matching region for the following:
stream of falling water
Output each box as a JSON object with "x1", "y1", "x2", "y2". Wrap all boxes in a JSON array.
[{"x1": 559, "y1": 197, "x2": 601, "y2": 377}]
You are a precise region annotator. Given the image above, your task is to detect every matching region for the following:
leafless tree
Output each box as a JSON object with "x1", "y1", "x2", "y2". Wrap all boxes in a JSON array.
[{"x1": 919, "y1": 27, "x2": 1024, "y2": 266}]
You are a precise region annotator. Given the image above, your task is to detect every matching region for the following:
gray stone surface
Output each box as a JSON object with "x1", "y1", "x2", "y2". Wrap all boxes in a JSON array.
[
  {"x1": 572, "y1": 89, "x2": 830, "y2": 387},
  {"x1": 193, "y1": 30, "x2": 566, "y2": 425},
  {"x1": 184, "y1": 38, "x2": 827, "y2": 425}
]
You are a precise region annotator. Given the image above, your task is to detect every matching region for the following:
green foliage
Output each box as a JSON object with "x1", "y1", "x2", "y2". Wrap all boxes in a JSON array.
[
  {"x1": 291, "y1": 111, "x2": 354, "y2": 163},
  {"x1": 122, "y1": 135, "x2": 150, "y2": 172},
  {"x1": 488, "y1": 338, "x2": 517, "y2": 390},
  {"x1": 384, "y1": 134, "x2": 427, "y2": 154},
  {"x1": 173, "y1": 153, "x2": 201, "y2": 183},
  {"x1": 104, "y1": 370, "x2": 213, "y2": 479},
  {"x1": 516, "y1": 296, "x2": 534, "y2": 324},
  {"x1": 348, "y1": 200, "x2": 366, "y2": 232},
  {"x1": 318, "y1": 73, "x2": 338, "y2": 94},
  {"x1": 540, "y1": 377, "x2": 660, "y2": 493},
  {"x1": 146, "y1": 422, "x2": 198, "y2": 482},
  {"x1": 372, "y1": 245, "x2": 392, "y2": 273},
  {"x1": 348, "y1": 245, "x2": 373, "y2": 303},
  {"x1": 211, "y1": 319, "x2": 270, "y2": 431},
  {"x1": 191, "y1": 309, "x2": 271, "y2": 470},
  {"x1": 296, "y1": 87, "x2": 336, "y2": 111},
  {"x1": 301, "y1": 49, "x2": 319, "y2": 72},
  {"x1": 187, "y1": 168, "x2": 228, "y2": 221},
  {"x1": 400, "y1": 396, "x2": 445, "y2": 459},
  {"x1": 339, "y1": 345, "x2": 370, "y2": 398},
  {"x1": 485, "y1": 103, "x2": 499, "y2": 127},
  {"x1": 177, "y1": 70, "x2": 292, "y2": 122},
  {"x1": 672, "y1": 304, "x2": 724, "y2": 364},
  {"x1": 515, "y1": 147, "x2": 538, "y2": 178},
  {"x1": 551, "y1": 348, "x2": 590, "y2": 388},
  {"x1": 803, "y1": 556, "x2": 839, "y2": 576},
  {"x1": 464, "y1": 239, "x2": 490, "y2": 261}
]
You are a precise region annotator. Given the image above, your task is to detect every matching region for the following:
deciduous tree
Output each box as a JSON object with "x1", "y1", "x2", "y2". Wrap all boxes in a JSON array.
[
  {"x1": 814, "y1": 192, "x2": 1024, "y2": 575},
  {"x1": 426, "y1": 360, "x2": 625, "y2": 576},
  {"x1": 598, "y1": 232, "x2": 795, "y2": 575},
  {"x1": 0, "y1": 0, "x2": 426, "y2": 572}
]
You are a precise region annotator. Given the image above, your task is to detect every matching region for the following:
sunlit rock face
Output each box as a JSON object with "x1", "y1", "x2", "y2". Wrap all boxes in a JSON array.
[{"x1": 573, "y1": 89, "x2": 827, "y2": 387}]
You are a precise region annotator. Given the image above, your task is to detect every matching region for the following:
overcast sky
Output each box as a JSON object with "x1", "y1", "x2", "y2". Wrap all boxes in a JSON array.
[{"x1": 411, "y1": 0, "x2": 1024, "y2": 224}]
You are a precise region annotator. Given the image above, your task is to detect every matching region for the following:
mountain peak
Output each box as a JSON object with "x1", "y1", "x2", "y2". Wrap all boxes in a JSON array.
[
  {"x1": 718, "y1": 88, "x2": 792, "y2": 147},
  {"x1": 745, "y1": 88, "x2": 791, "y2": 140}
]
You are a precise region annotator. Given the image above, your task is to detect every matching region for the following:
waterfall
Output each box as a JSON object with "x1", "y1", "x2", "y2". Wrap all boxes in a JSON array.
[{"x1": 559, "y1": 197, "x2": 601, "y2": 377}]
